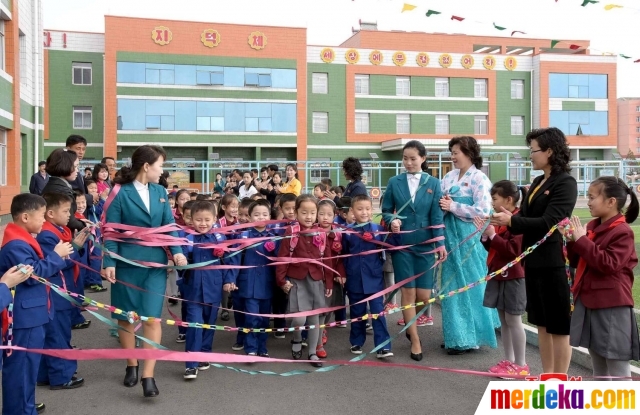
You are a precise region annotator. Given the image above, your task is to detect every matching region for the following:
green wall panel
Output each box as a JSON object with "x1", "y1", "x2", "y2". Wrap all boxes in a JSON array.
[
  {"x1": 496, "y1": 72, "x2": 531, "y2": 147},
  {"x1": 369, "y1": 75, "x2": 396, "y2": 96},
  {"x1": 116, "y1": 133, "x2": 296, "y2": 146},
  {"x1": 579, "y1": 149, "x2": 604, "y2": 160},
  {"x1": 410, "y1": 76, "x2": 435, "y2": 97},
  {"x1": 562, "y1": 101, "x2": 596, "y2": 111},
  {"x1": 449, "y1": 78, "x2": 475, "y2": 98},
  {"x1": 449, "y1": 115, "x2": 474, "y2": 135},
  {"x1": 116, "y1": 52, "x2": 297, "y2": 69},
  {"x1": 356, "y1": 98, "x2": 488, "y2": 112},
  {"x1": 116, "y1": 86, "x2": 296, "y2": 101},
  {"x1": 262, "y1": 147, "x2": 296, "y2": 160},
  {"x1": 21, "y1": 130, "x2": 34, "y2": 188},
  {"x1": 307, "y1": 63, "x2": 346, "y2": 146},
  {"x1": 47, "y1": 50, "x2": 105, "y2": 146},
  {"x1": 411, "y1": 114, "x2": 435, "y2": 134},
  {"x1": 0, "y1": 77, "x2": 12, "y2": 115},
  {"x1": 0, "y1": 115, "x2": 11, "y2": 129},
  {"x1": 370, "y1": 113, "x2": 396, "y2": 134}
]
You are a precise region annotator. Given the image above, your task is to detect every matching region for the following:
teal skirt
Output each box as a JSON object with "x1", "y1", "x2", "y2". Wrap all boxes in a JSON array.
[{"x1": 111, "y1": 267, "x2": 168, "y2": 320}]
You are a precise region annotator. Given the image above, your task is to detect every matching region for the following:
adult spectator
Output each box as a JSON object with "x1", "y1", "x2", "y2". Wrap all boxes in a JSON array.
[
  {"x1": 213, "y1": 173, "x2": 226, "y2": 194},
  {"x1": 102, "y1": 156, "x2": 117, "y2": 181},
  {"x1": 170, "y1": 185, "x2": 179, "y2": 197},
  {"x1": 276, "y1": 164, "x2": 301, "y2": 196},
  {"x1": 66, "y1": 135, "x2": 94, "y2": 207},
  {"x1": 29, "y1": 161, "x2": 49, "y2": 195},
  {"x1": 327, "y1": 157, "x2": 367, "y2": 203},
  {"x1": 92, "y1": 163, "x2": 112, "y2": 196},
  {"x1": 84, "y1": 167, "x2": 93, "y2": 179},
  {"x1": 267, "y1": 164, "x2": 279, "y2": 179},
  {"x1": 491, "y1": 127, "x2": 577, "y2": 374},
  {"x1": 41, "y1": 149, "x2": 86, "y2": 232}
]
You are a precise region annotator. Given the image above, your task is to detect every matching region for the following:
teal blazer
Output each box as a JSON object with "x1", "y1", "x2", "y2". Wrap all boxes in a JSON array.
[
  {"x1": 381, "y1": 173, "x2": 445, "y2": 249},
  {"x1": 103, "y1": 182, "x2": 181, "y2": 268}
]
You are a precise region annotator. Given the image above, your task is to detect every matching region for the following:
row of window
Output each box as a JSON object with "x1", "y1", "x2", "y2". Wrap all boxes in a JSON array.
[
  {"x1": 312, "y1": 74, "x2": 525, "y2": 99},
  {"x1": 549, "y1": 110, "x2": 608, "y2": 136},
  {"x1": 116, "y1": 99, "x2": 297, "y2": 132},
  {"x1": 116, "y1": 62, "x2": 297, "y2": 89},
  {"x1": 549, "y1": 74, "x2": 608, "y2": 99},
  {"x1": 311, "y1": 113, "x2": 525, "y2": 135}
]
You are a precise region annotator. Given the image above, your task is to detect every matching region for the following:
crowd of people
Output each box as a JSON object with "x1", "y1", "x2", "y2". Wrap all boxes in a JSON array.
[{"x1": 0, "y1": 128, "x2": 639, "y2": 414}]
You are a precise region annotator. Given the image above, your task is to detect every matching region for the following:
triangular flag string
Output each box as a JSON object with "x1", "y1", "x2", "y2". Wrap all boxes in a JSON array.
[
  {"x1": 401, "y1": 3, "x2": 417, "y2": 13},
  {"x1": 425, "y1": 10, "x2": 441, "y2": 17}
]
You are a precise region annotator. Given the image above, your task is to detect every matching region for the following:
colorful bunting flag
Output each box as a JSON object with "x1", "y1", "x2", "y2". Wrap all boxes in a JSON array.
[
  {"x1": 569, "y1": 44, "x2": 581, "y2": 50},
  {"x1": 493, "y1": 22, "x2": 506, "y2": 30},
  {"x1": 426, "y1": 10, "x2": 441, "y2": 17},
  {"x1": 401, "y1": 3, "x2": 417, "y2": 13},
  {"x1": 551, "y1": 40, "x2": 561, "y2": 48},
  {"x1": 451, "y1": 15, "x2": 465, "y2": 21},
  {"x1": 511, "y1": 30, "x2": 526, "y2": 36},
  {"x1": 581, "y1": 0, "x2": 599, "y2": 6},
  {"x1": 635, "y1": 59, "x2": 640, "y2": 63},
  {"x1": 604, "y1": 4, "x2": 623, "y2": 10},
  {"x1": 620, "y1": 54, "x2": 632, "y2": 59}
]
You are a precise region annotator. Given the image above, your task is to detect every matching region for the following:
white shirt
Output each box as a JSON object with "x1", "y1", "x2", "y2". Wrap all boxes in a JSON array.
[
  {"x1": 406, "y1": 172, "x2": 421, "y2": 202},
  {"x1": 133, "y1": 180, "x2": 150, "y2": 212},
  {"x1": 239, "y1": 185, "x2": 258, "y2": 199}
]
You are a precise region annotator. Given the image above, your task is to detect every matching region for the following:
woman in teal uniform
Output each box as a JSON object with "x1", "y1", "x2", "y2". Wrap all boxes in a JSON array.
[
  {"x1": 382, "y1": 140, "x2": 447, "y2": 361},
  {"x1": 102, "y1": 145, "x2": 187, "y2": 397}
]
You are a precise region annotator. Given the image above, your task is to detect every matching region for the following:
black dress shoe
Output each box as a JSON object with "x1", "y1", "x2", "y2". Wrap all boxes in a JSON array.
[
  {"x1": 35, "y1": 403, "x2": 45, "y2": 414},
  {"x1": 447, "y1": 348, "x2": 469, "y2": 355},
  {"x1": 141, "y1": 377, "x2": 159, "y2": 397},
  {"x1": 123, "y1": 365, "x2": 139, "y2": 387},
  {"x1": 50, "y1": 376, "x2": 84, "y2": 390},
  {"x1": 410, "y1": 352, "x2": 423, "y2": 361},
  {"x1": 36, "y1": 381, "x2": 50, "y2": 386}
]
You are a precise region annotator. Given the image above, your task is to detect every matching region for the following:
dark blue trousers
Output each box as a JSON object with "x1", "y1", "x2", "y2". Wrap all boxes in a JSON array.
[
  {"x1": 185, "y1": 301, "x2": 218, "y2": 369},
  {"x1": 38, "y1": 309, "x2": 77, "y2": 385},
  {"x1": 232, "y1": 292, "x2": 245, "y2": 345},
  {"x1": 242, "y1": 298, "x2": 271, "y2": 354},
  {"x1": 2, "y1": 325, "x2": 46, "y2": 415},
  {"x1": 347, "y1": 293, "x2": 390, "y2": 349}
]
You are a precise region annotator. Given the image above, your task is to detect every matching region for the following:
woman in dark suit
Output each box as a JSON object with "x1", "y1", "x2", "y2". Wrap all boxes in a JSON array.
[
  {"x1": 491, "y1": 127, "x2": 577, "y2": 374},
  {"x1": 102, "y1": 145, "x2": 187, "y2": 397},
  {"x1": 329, "y1": 157, "x2": 368, "y2": 201},
  {"x1": 41, "y1": 149, "x2": 86, "y2": 232}
]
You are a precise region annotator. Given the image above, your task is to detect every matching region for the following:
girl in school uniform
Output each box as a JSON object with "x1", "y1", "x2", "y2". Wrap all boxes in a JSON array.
[
  {"x1": 173, "y1": 189, "x2": 191, "y2": 226},
  {"x1": 276, "y1": 195, "x2": 333, "y2": 367},
  {"x1": 217, "y1": 194, "x2": 240, "y2": 323},
  {"x1": 276, "y1": 164, "x2": 302, "y2": 196},
  {"x1": 261, "y1": 172, "x2": 281, "y2": 207},
  {"x1": 566, "y1": 176, "x2": 640, "y2": 380},
  {"x1": 474, "y1": 180, "x2": 529, "y2": 377}
]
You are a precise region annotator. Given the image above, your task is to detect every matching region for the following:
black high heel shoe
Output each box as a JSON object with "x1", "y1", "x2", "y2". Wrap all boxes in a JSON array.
[
  {"x1": 141, "y1": 377, "x2": 159, "y2": 397},
  {"x1": 123, "y1": 365, "x2": 139, "y2": 387},
  {"x1": 406, "y1": 332, "x2": 423, "y2": 361}
]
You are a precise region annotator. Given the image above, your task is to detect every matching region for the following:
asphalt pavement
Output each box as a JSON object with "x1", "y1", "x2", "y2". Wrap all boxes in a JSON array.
[{"x1": 0, "y1": 287, "x2": 591, "y2": 415}]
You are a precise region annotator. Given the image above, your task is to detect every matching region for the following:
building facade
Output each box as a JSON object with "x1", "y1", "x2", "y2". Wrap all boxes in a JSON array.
[
  {"x1": 0, "y1": 0, "x2": 44, "y2": 217},
  {"x1": 42, "y1": 16, "x2": 618, "y2": 189},
  {"x1": 617, "y1": 98, "x2": 640, "y2": 156}
]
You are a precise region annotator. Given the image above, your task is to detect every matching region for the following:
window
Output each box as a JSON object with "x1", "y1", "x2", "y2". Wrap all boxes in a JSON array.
[
  {"x1": 435, "y1": 115, "x2": 449, "y2": 134},
  {"x1": 549, "y1": 73, "x2": 607, "y2": 99},
  {"x1": 636, "y1": 106, "x2": 640, "y2": 112},
  {"x1": 511, "y1": 80, "x2": 524, "y2": 99},
  {"x1": 474, "y1": 116, "x2": 488, "y2": 135},
  {"x1": 0, "y1": 21, "x2": 5, "y2": 71},
  {"x1": 396, "y1": 114, "x2": 410, "y2": 134},
  {"x1": 312, "y1": 112, "x2": 328, "y2": 133},
  {"x1": 355, "y1": 113, "x2": 369, "y2": 133},
  {"x1": 355, "y1": 75, "x2": 369, "y2": 95},
  {"x1": 396, "y1": 77, "x2": 410, "y2": 96},
  {"x1": 637, "y1": 127, "x2": 640, "y2": 133},
  {"x1": 310, "y1": 158, "x2": 330, "y2": 183},
  {"x1": 0, "y1": 128, "x2": 5, "y2": 185},
  {"x1": 549, "y1": 110, "x2": 608, "y2": 136},
  {"x1": 72, "y1": 62, "x2": 92, "y2": 85},
  {"x1": 511, "y1": 116, "x2": 524, "y2": 135},
  {"x1": 312, "y1": 73, "x2": 328, "y2": 94},
  {"x1": 474, "y1": 79, "x2": 487, "y2": 98},
  {"x1": 636, "y1": 116, "x2": 640, "y2": 123},
  {"x1": 117, "y1": 99, "x2": 297, "y2": 133},
  {"x1": 73, "y1": 106, "x2": 92, "y2": 129},
  {"x1": 435, "y1": 78, "x2": 449, "y2": 97}
]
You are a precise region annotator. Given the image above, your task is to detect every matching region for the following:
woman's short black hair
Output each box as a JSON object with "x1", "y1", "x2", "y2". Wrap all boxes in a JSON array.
[
  {"x1": 525, "y1": 127, "x2": 571, "y2": 174},
  {"x1": 448, "y1": 136, "x2": 483, "y2": 169},
  {"x1": 341, "y1": 157, "x2": 363, "y2": 181},
  {"x1": 45, "y1": 148, "x2": 77, "y2": 177}
]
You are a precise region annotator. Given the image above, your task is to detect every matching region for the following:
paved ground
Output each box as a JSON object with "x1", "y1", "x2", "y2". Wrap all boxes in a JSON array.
[{"x1": 0, "y1": 287, "x2": 591, "y2": 415}]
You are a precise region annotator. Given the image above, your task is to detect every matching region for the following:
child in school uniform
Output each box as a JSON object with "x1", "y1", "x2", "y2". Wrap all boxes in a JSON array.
[
  {"x1": 68, "y1": 191, "x2": 90, "y2": 330},
  {"x1": 83, "y1": 180, "x2": 107, "y2": 293},
  {"x1": 315, "y1": 199, "x2": 346, "y2": 358},
  {"x1": 230, "y1": 197, "x2": 254, "y2": 351},
  {"x1": 333, "y1": 196, "x2": 354, "y2": 326},
  {"x1": 473, "y1": 180, "x2": 529, "y2": 377},
  {"x1": 313, "y1": 183, "x2": 328, "y2": 200},
  {"x1": 181, "y1": 201, "x2": 239, "y2": 380},
  {"x1": 173, "y1": 189, "x2": 191, "y2": 226},
  {"x1": 236, "y1": 199, "x2": 280, "y2": 357},
  {"x1": 271, "y1": 193, "x2": 298, "y2": 337},
  {"x1": 342, "y1": 194, "x2": 393, "y2": 358},
  {"x1": 566, "y1": 177, "x2": 640, "y2": 380},
  {"x1": 237, "y1": 198, "x2": 253, "y2": 226},
  {"x1": 36, "y1": 192, "x2": 91, "y2": 390},
  {"x1": 217, "y1": 194, "x2": 239, "y2": 322},
  {"x1": 0, "y1": 194, "x2": 74, "y2": 415},
  {"x1": 175, "y1": 200, "x2": 195, "y2": 343},
  {"x1": 276, "y1": 195, "x2": 333, "y2": 367}
]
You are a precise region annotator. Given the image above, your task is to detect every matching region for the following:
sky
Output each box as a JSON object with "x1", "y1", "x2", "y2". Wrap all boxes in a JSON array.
[{"x1": 42, "y1": 0, "x2": 640, "y2": 97}]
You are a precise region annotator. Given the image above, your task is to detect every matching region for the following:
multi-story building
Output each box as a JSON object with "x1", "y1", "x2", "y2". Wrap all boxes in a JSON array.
[
  {"x1": 617, "y1": 97, "x2": 640, "y2": 156},
  {"x1": 41, "y1": 17, "x2": 618, "y2": 190},
  {"x1": 0, "y1": 0, "x2": 43, "y2": 218}
]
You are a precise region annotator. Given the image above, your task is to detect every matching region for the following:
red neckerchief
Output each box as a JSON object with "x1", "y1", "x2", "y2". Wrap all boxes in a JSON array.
[
  {"x1": 1, "y1": 224, "x2": 47, "y2": 337},
  {"x1": 572, "y1": 214, "x2": 627, "y2": 296},
  {"x1": 486, "y1": 208, "x2": 519, "y2": 266},
  {"x1": 75, "y1": 211, "x2": 85, "y2": 220},
  {"x1": 42, "y1": 222, "x2": 80, "y2": 283}
]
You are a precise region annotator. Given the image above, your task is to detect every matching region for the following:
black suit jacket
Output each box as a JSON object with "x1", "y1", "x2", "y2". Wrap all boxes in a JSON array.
[{"x1": 509, "y1": 171, "x2": 577, "y2": 268}]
